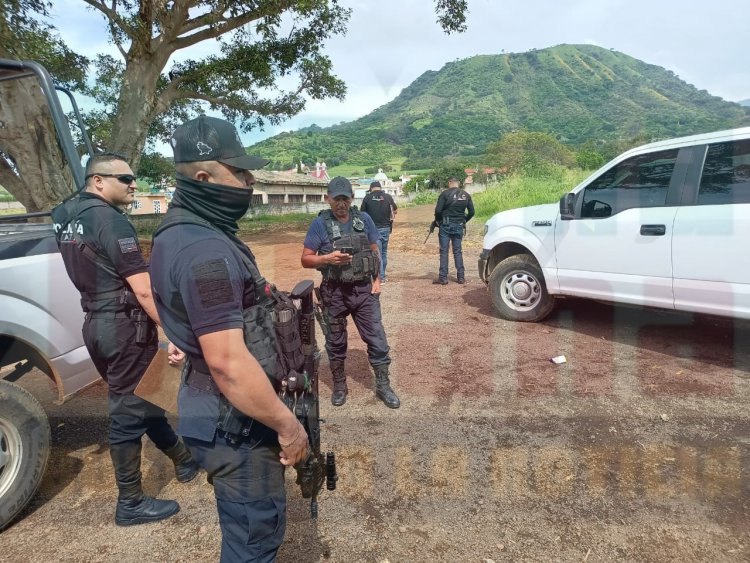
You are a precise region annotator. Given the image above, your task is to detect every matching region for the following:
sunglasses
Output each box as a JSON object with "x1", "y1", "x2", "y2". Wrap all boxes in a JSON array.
[{"x1": 85, "y1": 173, "x2": 137, "y2": 185}]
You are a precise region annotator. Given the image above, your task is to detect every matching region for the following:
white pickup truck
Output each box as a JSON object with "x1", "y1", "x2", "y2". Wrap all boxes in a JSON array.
[
  {"x1": 0, "y1": 60, "x2": 99, "y2": 530},
  {"x1": 479, "y1": 126, "x2": 750, "y2": 322}
]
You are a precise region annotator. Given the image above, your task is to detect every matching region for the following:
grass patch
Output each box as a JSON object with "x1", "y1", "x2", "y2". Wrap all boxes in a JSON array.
[
  {"x1": 473, "y1": 168, "x2": 592, "y2": 220},
  {"x1": 411, "y1": 191, "x2": 439, "y2": 205}
]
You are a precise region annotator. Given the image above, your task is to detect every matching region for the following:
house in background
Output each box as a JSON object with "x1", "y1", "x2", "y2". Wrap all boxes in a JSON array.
[
  {"x1": 253, "y1": 170, "x2": 329, "y2": 205},
  {"x1": 130, "y1": 191, "x2": 168, "y2": 215}
]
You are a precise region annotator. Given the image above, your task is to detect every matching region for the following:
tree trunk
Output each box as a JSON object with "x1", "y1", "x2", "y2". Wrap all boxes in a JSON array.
[
  {"x1": 0, "y1": 74, "x2": 77, "y2": 213},
  {"x1": 108, "y1": 53, "x2": 167, "y2": 172}
]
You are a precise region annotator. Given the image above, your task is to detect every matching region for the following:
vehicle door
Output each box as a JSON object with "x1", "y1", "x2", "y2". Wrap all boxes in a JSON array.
[
  {"x1": 672, "y1": 138, "x2": 750, "y2": 318},
  {"x1": 554, "y1": 148, "x2": 682, "y2": 309}
]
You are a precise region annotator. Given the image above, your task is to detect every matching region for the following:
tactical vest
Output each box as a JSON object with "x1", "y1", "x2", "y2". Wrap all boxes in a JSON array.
[
  {"x1": 317, "y1": 207, "x2": 378, "y2": 283},
  {"x1": 51, "y1": 196, "x2": 135, "y2": 312},
  {"x1": 153, "y1": 209, "x2": 311, "y2": 442}
]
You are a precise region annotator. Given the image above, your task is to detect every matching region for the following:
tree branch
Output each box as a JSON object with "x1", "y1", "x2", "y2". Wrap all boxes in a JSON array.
[
  {"x1": 81, "y1": 0, "x2": 134, "y2": 57},
  {"x1": 172, "y1": 0, "x2": 296, "y2": 51}
]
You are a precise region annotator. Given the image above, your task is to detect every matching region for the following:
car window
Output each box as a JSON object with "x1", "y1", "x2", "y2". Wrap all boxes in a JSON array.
[
  {"x1": 697, "y1": 139, "x2": 750, "y2": 205},
  {"x1": 580, "y1": 149, "x2": 679, "y2": 218}
]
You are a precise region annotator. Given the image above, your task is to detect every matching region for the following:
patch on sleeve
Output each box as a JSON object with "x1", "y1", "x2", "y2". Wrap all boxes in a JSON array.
[
  {"x1": 118, "y1": 237, "x2": 139, "y2": 254},
  {"x1": 192, "y1": 258, "x2": 234, "y2": 308}
]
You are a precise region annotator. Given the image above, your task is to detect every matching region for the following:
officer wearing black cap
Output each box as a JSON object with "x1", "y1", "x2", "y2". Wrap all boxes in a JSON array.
[
  {"x1": 52, "y1": 152, "x2": 198, "y2": 526},
  {"x1": 301, "y1": 176, "x2": 400, "y2": 409},
  {"x1": 150, "y1": 115, "x2": 308, "y2": 562},
  {"x1": 432, "y1": 176, "x2": 475, "y2": 284},
  {"x1": 360, "y1": 180, "x2": 397, "y2": 282}
]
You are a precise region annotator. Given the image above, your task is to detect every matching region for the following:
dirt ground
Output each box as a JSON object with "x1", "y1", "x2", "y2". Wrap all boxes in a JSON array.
[{"x1": 1, "y1": 205, "x2": 749, "y2": 562}]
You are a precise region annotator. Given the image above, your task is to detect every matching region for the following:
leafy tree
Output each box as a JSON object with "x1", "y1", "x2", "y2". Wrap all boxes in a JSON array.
[
  {"x1": 137, "y1": 151, "x2": 175, "y2": 184},
  {"x1": 0, "y1": 1, "x2": 92, "y2": 211},
  {"x1": 575, "y1": 148, "x2": 605, "y2": 170},
  {"x1": 428, "y1": 164, "x2": 466, "y2": 189},
  {"x1": 485, "y1": 131, "x2": 575, "y2": 175}
]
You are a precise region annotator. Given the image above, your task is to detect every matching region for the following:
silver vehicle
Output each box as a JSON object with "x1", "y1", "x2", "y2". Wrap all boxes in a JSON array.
[{"x1": 0, "y1": 60, "x2": 99, "y2": 529}]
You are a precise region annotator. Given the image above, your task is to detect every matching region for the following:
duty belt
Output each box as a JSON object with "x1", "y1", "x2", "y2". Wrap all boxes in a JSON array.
[{"x1": 85, "y1": 311, "x2": 130, "y2": 319}]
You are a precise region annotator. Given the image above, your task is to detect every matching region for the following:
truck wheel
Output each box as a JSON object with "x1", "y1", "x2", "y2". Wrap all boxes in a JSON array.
[
  {"x1": 0, "y1": 380, "x2": 50, "y2": 530},
  {"x1": 488, "y1": 254, "x2": 555, "y2": 322}
]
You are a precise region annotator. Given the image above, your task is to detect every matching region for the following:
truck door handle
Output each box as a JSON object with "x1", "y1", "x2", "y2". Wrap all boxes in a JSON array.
[{"x1": 640, "y1": 224, "x2": 666, "y2": 236}]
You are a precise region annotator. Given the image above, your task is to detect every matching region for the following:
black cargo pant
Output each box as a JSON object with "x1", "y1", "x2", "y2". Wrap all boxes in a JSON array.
[
  {"x1": 184, "y1": 427, "x2": 286, "y2": 563},
  {"x1": 319, "y1": 279, "x2": 390, "y2": 366},
  {"x1": 82, "y1": 313, "x2": 178, "y2": 450}
]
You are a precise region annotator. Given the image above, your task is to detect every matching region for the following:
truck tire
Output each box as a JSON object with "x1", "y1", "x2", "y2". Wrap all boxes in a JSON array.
[
  {"x1": 0, "y1": 380, "x2": 50, "y2": 530},
  {"x1": 488, "y1": 254, "x2": 555, "y2": 322}
]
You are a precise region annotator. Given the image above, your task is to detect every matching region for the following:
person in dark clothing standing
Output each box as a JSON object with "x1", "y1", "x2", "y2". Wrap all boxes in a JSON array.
[
  {"x1": 52, "y1": 152, "x2": 198, "y2": 527},
  {"x1": 360, "y1": 180, "x2": 397, "y2": 282},
  {"x1": 432, "y1": 176, "x2": 475, "y2": 285},
  {"x1": 301, "y1": 177, "x2": 400, "y2": 409},
  {"x1": 150, "y1": 116, "x2": 308, "y2": 562}
]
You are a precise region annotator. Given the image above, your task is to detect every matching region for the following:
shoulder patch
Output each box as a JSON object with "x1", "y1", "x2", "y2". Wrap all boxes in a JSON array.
[
  {"x1": 118, "y1": 237, "x2": 139, "y2": 254},
  {"x1": 192, "y1": 258, "x2": 234, "y2": 308}
]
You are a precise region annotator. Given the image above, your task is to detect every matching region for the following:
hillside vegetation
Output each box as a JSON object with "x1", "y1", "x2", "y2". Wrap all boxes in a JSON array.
[{"x1": 250, "y1": 44, "x2": 749, "y2": 170}]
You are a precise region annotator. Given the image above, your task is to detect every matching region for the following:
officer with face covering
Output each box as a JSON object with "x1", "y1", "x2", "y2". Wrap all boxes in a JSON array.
[
  {"x1": 150, "y1": 115, "x2": 308, "y2": 562},
  {"x1": 301, "y1": 177, "x2": 400, "y2": 409}
]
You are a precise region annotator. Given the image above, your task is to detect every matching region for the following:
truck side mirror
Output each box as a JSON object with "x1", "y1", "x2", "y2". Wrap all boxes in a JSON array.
[{"x1": 559, "y1": 193, "x2": 576, "y2": 220}]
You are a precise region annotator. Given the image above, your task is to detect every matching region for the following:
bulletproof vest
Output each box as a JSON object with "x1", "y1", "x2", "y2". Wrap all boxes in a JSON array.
[
  {"x1": 51, "y1": 196, "x2": 131, "y2": 312},
  {"x1": 317, "y1": 207, "x2": 378, "y2": 283}
]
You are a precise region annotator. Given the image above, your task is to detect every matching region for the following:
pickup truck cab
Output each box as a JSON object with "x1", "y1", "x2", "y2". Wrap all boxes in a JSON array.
[{"x1": 479, "y1": 126, "x2": 750, "y2": 322}]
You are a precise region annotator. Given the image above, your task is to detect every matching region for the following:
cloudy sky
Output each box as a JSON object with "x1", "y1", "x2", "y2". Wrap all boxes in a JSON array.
[{"x1": 52, "y1": 0, "x2": 749, "y2": 150}]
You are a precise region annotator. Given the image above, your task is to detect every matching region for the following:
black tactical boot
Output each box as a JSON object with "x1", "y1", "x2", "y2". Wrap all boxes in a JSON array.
[
  {"x1": 163, "y1": 438, "x2": 200, "y2": 483},
  {"x1": 111, "y1": 441, "x2": 180, "y2": 526},
  {"x1": 330, "y1": 360, "x2": 348, "y2": 406},
  {"x1": 373, "y1": 364, "x2": 400, "y2": 409}
]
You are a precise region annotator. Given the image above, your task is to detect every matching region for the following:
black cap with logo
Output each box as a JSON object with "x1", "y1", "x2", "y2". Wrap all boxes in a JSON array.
[
  {"x1": 327, "y1": 176, "x2": 354, "y2": 198},
  {"x1": 171, "y1": 115, "x2": 269, "y2": 170}
]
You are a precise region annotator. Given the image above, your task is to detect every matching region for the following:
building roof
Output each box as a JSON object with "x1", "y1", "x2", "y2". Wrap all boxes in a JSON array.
[{"x1": 254, "y1": 170, "x2": 328, "y2": 186}]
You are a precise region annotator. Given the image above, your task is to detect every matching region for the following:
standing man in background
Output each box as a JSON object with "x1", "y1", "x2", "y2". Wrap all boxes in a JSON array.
[
  {"x1": 301, "y1": 176, "x2": 400, "y2": 409},
  {"x1": 432, "y1": 176, "x2": 475, "y2": 285},
  {"x1": 360, "y1": 180, "x2": 397, "y2": 283},
  {"x1": 52, "y1": 152, "x2": 198, "y2": 527}
]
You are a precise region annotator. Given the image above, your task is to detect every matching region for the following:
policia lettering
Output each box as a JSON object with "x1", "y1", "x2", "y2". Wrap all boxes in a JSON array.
[
  {"x1": 154, "y1": 209, "x2": 337, "y2": 518},
  {"x1": 317, "y1": 207, "x2": 379, "y2": 283}
]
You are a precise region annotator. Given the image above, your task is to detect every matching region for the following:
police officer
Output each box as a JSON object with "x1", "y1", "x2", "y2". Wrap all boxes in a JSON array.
[
  {"x1": 149, "y1": 116, "x2": 308, "y2": 562},
  {"x1": 360, "y1": 180, "x2": 397, "y2": 282},
  {"x1": 432, "y1": 176, "x2": 475, "y2": 285},
  {"x1": 301, "y1": 177, "x2": 400, "y2": 409},
  {"x1": 52, "y1": 152, "x2": 198, "y2": 526}
]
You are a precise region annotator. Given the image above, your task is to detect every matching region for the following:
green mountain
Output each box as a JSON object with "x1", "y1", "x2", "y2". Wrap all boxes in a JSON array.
[
  {"x1": 250, "y1": 44, "x2": 749, "y2": 170},
  {"x1": 740, "y1": 99, "x2": 750, "y2": 107}
]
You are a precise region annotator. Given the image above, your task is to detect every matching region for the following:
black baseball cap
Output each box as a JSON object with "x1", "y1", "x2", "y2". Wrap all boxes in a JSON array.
[
  {"x1": 171, "y1": 115, "x2": 269, "y2": 170},
  {"x1": 327, "y1": 176, "x2": 354, "y2": 198},
  {"x1": 369, "y1": 181, "x2": 381, "y2": 189}
]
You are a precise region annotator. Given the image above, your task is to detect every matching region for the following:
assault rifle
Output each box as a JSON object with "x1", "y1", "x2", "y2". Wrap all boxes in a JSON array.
[
  {"x1": 283, "y1": 280, "x2": 337, "y2": 518},
  {"x1": 424, "y1": 221, "x2": 438, "y2": 244}
]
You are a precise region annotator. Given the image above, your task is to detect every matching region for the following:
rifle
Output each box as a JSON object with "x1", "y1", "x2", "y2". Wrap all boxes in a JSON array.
[
  {"x1": 313, "y1": 286, "x2": 330, "y2": 339},
  {"x1": 424, "y1": 221, "x2": 437, "y2": 244},
  {"x1": 282, "y1": 280, "x2": 337, "y2": 518}
]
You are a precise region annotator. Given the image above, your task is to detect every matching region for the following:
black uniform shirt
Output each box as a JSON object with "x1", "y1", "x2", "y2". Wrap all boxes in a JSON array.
[
  {"x1": 434, "y1": 188, "x2": 475, "y2": 224},
  {"x1": 150, "y1": 221, "x2": 257, "y2": 442},
  {"x1": 57, "y1": 192, "x2": 147, "y2": 311},
  {"x1": 150, "y1": 222, "x2": 254, "y2": 359},
  {"x1": 360, "y1": 191, "x2": 397, "y2": 228}
]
